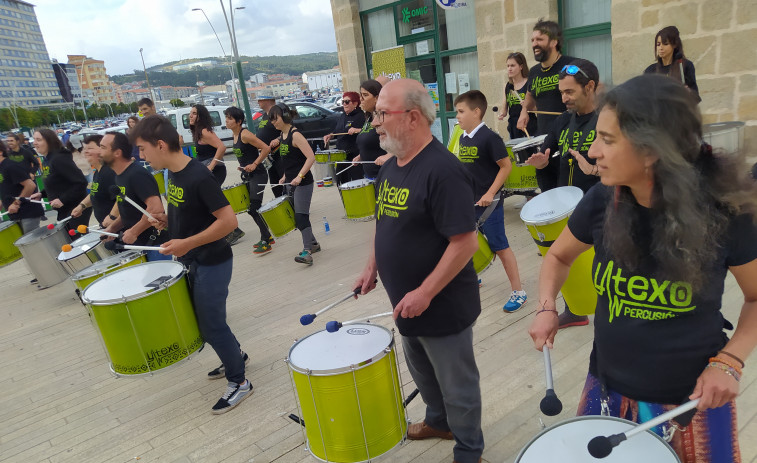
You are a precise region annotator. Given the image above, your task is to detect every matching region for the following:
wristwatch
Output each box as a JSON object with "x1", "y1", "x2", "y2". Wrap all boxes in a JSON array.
[{"x1": 298, "y1": 173, "x2": 306, "y2": 179}]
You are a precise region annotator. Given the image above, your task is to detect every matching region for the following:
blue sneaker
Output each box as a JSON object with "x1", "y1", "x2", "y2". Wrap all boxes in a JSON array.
[{"x1": 503, "y1": 290, "x2": 527, "y2": 312}]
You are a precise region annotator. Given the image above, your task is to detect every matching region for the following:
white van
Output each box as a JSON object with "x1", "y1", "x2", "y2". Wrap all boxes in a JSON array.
[{"x1": 165, "y1": 105, "x2": 234, "y2": 151}]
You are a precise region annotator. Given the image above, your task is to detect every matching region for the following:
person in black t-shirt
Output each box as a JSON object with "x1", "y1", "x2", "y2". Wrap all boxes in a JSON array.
[
  {"x1": 224, "y1": 106, "x2": 274, "y2": 253},
  {"x1": 270, "y1": 103, "x2": 319, "y2": 265},
  {"x1": 353, "y1": 79, "x2": 391, "y2": 180},
  {"x1": 355, "y1": 79, "x2": 483, "y2": 463},
  {"x1": 455, "y1": 90, "x2": 527, "y2": 313},
  {"x1": 517, "y1": 19, "x2": 576, "y2": 192},
  {"x1": 0, "y1": 146, "x2": 43, "y2": 233},
  {"x1": 527, "y1": 59, "x2": 602, "y2": 328},
  {"x1": 30, "y1": 128, "x2": 91, "y2": 232},
  {"x1": 643, "y1": 26, "x2": 700, "y2": 102},
  {"x1": 256, "y1": 95, "x2": 285, "y2": 199},
  {"x1": 132, "y1": 114, "x2": 252, "y2": 415},
  {"x1": 101, "y1": 132, "x2": 169, "y2": 262},
  {"x1": 324, "y1": 91, "x2": 366, "y2": 184},
  {"x1": 71, "y1": 135, "x2": 118, "y2": 226},
  {"x1": 529, "y1": 75, "x2": 757, "y2": 462},
  {"x1": 5, "y1": 133, "x2": 40, "y2": 176},
  {"x1": 497, "y1": 52, "x2": 537, "y2": 140}
]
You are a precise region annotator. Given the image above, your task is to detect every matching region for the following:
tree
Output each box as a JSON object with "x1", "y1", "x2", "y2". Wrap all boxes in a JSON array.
[{"x1": 170, "y1": 98, "x2": 186, "y2": 108}]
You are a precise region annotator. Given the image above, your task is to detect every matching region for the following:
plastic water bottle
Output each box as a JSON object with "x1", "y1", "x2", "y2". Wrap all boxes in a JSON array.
[{"x1": 323, "y1": 216, "x2": 330, "y2": 235}]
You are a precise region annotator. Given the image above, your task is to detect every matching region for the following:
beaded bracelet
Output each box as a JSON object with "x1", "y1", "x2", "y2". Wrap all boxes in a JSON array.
[
  {"x1": 536, "y1": 308, "x2": 558, "y2": 316},
  {"x1": 707, "y1": 361, "x2": 741, "y2": 382},
  {"x1": 718, "y1": 350, "x2": 745, "y2": 368},
  {"x1": 709, "y1": 356, "x2": 743, "y2": 375}
]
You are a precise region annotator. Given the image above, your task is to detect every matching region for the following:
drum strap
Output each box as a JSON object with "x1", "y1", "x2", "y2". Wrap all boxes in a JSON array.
[{"x1": 476, "y1": 190, "x2": 506, "y2": 227}]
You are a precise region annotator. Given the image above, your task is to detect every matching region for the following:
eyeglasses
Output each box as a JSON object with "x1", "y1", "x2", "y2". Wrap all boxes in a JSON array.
[
  {"x1": 560, "y1": 65, "x2": 590, "y2": 80},
  {"x1": 342, "y1": 100, "x2": 352, "y2": 104},
  {"x1": 372, "y1": 109, "x2": 410, "y2": 123}
]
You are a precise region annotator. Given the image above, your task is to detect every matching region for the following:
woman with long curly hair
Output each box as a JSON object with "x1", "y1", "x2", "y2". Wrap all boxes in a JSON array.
[
  {"x1": 643, "y1": 25, "x2": 700, "y2": 102},
  {"x1": 189, "y1": 104, "x2": 227, "y2": 185},
  {"x1": 529, "y1": 74, "x2": 757, "y2": 462}
]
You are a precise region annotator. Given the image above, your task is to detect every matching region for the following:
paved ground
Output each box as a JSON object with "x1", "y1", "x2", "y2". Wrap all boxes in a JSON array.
[{"x1": 1, "y1": 161, "x2": 755, "y2": 463}]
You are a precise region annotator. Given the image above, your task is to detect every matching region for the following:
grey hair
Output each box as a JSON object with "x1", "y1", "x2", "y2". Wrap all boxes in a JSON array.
[{"x1": 404, "y1": 85, "x2": 436, "y2": 125}]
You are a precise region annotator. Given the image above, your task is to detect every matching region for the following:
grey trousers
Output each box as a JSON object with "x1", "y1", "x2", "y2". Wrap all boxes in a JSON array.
[
  {"x1": 19, "y1": 217, "x2": 41, "y2": 233},
  {"x1": 402, "y1": 324, "x2": 484, "y2": 463}
]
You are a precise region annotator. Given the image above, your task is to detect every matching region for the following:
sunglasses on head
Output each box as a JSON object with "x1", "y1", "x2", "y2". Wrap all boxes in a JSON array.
[{"x1": 560, "y1": 65, "x2": 590, "y2": 80}]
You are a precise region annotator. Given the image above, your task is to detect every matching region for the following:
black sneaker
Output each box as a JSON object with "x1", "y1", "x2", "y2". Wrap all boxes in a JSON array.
[
  {"x1": 208, "y1": 352, "x2": 250, "y2": 380},
  {"x1": 226, "y1": 228, "x2": 245, "y2": 245},
  {"x1": 211, "y1": 380, "x2": 253, "y2": 414}
]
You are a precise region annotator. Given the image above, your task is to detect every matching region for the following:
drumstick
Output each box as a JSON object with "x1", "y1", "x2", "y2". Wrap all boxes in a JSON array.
[
  {"x1": 14, "y1": 196, "x2": 47, "y2": 205},
  {"x1": 108, "y1": 186, "x2": 156, "y2": 221},
  {"x1": 587, "y1": 399, "x2": 701, "y2": 459},
  {"x1": 103, "y1": 241, "x2": 163, "y2": 252},
  {"x1": 334, "y1": 161, "x2": 377, "y2": 164},
  {"x1": 299, "y1": 279, "x2": 378, "y2": 325},
  {"x1": 528, "y1": 110, "x2": 562, "y2": 115},
  {"x1": 326, "y1": 311, "x2": 394, "y2": 333},
  {"x1": 77, "y1": 225, "x2": 119, "y2": 237},
  {"x1": 335, "y1": 164, "x2": 354, "y2": 176},
  {"x1": 523, "y1": 128, "x2": 531, "y2": 138},
  {"x1": 46, "y1": 216, "x2": 72, "y2": 230},
  {"x1": 539, "y1": 345, "x2": 563, "y2": 416}
]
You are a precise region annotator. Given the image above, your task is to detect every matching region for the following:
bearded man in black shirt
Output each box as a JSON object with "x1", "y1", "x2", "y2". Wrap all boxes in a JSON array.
[{"x1": 354, "y1": 79, "x2": 484, "y2": 463}]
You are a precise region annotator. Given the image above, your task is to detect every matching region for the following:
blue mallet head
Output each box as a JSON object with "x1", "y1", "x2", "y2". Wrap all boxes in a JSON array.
[
  {"x1": 300, "y1": 314, "x2": 316, "y2": 325},
  {"x1": 326, "y1": 321, "x2": 342, "y2": 333}
]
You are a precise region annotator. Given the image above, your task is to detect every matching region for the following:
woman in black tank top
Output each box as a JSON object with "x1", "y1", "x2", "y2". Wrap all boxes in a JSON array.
[
  {"x1": 224, "y1": 106, "x2": 275, "y2": 253},
  {"x1": 269, "y1": 103, "x2": 319, "y2": 265},
  {"x1": 190, "y1": 104, "x2": 227, "y2": 185}
]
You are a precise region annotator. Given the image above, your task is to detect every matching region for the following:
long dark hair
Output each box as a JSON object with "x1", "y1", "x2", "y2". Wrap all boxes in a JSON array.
[
  {"x1": 507, "y1": 52, "x2": 530, "y2": 81},
  {"x1": 654, "y1": 26, "x2": 686, "y2": 82},
  {"x1": 600, "y1": 74, "x2": 757, "y2": 286},
  {"x1": 190, "y1": 104, "x2": 214, "y2": 143},
  {"x1": 35, "y1": 128, "x2": 64, "y2": 154}
]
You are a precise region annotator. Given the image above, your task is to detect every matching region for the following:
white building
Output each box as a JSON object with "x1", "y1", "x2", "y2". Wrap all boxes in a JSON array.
[
  {"x1": 250, "y1": 73, "x2": 266, "y2": 85},
  {"x1": 303, "y1": 68, "x2": 341, "y2": 92}
]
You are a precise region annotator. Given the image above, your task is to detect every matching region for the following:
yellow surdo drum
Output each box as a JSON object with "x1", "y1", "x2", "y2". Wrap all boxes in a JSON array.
[
  {"x1": 504, "y1": 137, "x2": 539, "y2": 192},
  {"x1": 472, "y1": 231, "x2": 495, "y2": 275},
  {"x1": 287, "y1": 324, "x2": 407, "y2": 463},
  {"x1": 0, "y1": 221, "x2": 23, "y2": 266},
  {"x1": 520, "y1": 186, "x2": 597, "y2": 315},
  {"x1": 222, "y1": 183, "x2": 251, "y2": 214},
  {"x1": 257, "y1": 195, "x2": 296, "y2": 238},
  {"x1": 70, "y1": 250, "x2": 147, "y2": 292},
  {"x1": 81, "y1": 261, "x2": 202, "y2": 376},
  {"x1": 338, "y1": 179, "x2": 376, "y2": 221}
]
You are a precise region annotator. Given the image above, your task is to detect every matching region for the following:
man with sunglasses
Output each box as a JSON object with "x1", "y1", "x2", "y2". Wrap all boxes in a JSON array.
[
  {"x1": 517, "y1": 18, "x2": 576, "y2": 192},
  {"x1": 526, "y1": 58, "x2": 601, "y2": 328},
  {"x1": 323, "y1": 91, "x2": 366, "y2": 184}
]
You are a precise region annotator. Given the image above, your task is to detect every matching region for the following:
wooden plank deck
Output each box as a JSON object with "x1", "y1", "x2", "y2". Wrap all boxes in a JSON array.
[{"x1": 1, "y1": 163, "x2": 755, "y2": 463}]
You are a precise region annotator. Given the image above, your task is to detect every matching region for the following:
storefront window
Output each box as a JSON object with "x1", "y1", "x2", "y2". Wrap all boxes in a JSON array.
[
  {"x1": 396, "y1": 0, "x2": 435, "y2": 38},
  {"x1": 562, "y1": 0, "x2": 610, "y2": 28},
  {"x1": 442, "y1": 52, "x2": 479, "y2": 108},
  {"x1": 560, "y1": 0, "x2": 612, "y2": 84},
  {"x1": 567, "y1": 34, "x2": 612, "y2": 85},
  {"x1": 437, "y1": 2, "x2": 476, "y2": 51},
  {"x1": 362, "y1": 8, "x2": 398, "y2": 65},
  {"x1": 404, "y1": 38, "x2": 435, "y2": 58}
]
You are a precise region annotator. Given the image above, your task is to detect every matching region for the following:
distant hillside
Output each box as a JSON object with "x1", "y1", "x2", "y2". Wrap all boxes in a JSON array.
[{"x1": 111, "y1": 52, "x2": 339, "y2": 87}]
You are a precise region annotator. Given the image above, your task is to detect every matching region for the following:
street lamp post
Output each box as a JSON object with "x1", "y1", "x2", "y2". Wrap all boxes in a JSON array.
[
  {"x1": 191, "y1": 7, "x2": 240, "y2": 105},
  {"x1": 219, "y1": 1, "x2": 252, "y2": 125},
  {"x1": 139, "y1": 48, "x2": 156, "y2": 104},
  {"x1": 78, "y1": 56, "x2": 89, "y2": 127}
]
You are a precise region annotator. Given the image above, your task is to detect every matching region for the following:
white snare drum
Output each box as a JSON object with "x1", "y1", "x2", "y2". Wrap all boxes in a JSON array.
[
  {"x1": 516, "y1": 416, "x2": 680, "y2": 462},
  {"x1": 511, "y1": 134, "x2": 548, "y2": 165}
]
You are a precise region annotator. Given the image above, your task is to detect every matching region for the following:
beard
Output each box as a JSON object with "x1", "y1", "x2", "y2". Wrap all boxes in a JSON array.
[
  {"x1": 533, "y1": 46, "x2": 551, "y2": 63},
  {"x1": 378, "y1": 132, "x2": 404, "y2": 158}
]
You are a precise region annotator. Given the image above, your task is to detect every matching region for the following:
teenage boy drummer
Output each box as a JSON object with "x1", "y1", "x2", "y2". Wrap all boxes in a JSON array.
[
  {"x1": 455, "y1": 90, "x2": 528, "y2": 312},
  {"x1": 131, "y1": 115, "x2": 252, "y2": 415}
]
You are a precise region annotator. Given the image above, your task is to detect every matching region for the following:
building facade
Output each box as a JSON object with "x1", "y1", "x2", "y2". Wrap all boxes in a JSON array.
[
  {"x1": 330, "y1": 0, "x2": 757, "y2": 152},
  {"x1": 303, "y1": 68, "x2": 343, "y2": 91},
  {"x1": 0, "y1": 0, "x2": 65, "y2": 109},
  {"x1": 67, "y1": 54, "x2": 117, "y2": 104}
]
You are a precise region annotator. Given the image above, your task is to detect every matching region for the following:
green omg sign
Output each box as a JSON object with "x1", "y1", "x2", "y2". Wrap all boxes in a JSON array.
[{"x1": 402, "y1": 6, "x2": 429, "y2": 23}]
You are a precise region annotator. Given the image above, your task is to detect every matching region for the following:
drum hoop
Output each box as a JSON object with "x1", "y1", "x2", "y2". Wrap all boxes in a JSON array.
[
  {"x1": 512, "y1": 134, "x2": 548, "y2": 152},
  {"x1": 0, "y1": 221, "x2": 19, "y2": 231},
  {"x1": 223, "y1": 183, "x2": 245, "y2": 191},
  {"x1": 515, "y1": 415, "x2": 680, "y2": 462},
  {"x1": 71, "y1": 252, "x2": 144, "y2": 281},
  {"x1": 81, "y1": 261, "x2": 187, "y2": 305},
  {"x1": 522, "y1": 210, "x2": 573, "y2": 227},
  {"x1": 59, "y1": 235, "x2": 104, "y2": 261},
  {"x1": 287, "y1": 325, "x2": 395, "y2": 376},
  {"x1": 339, "y1": 179, "x2": 375, "y2": 191},
  {"x1": 14, "y1": 222, "x2": 66, "y2": 246},
  {"x1": 258, "y1": 195, "x2": 290, "y2": 213}
]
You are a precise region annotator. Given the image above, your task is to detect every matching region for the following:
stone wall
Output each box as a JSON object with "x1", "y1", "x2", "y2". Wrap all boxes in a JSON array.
[
  {"x1": 612, "y1": 0, "x2": 757, "y2": 156},
  {"x1": 329, "y1": 0, "x2": 367, "y2": 94}
]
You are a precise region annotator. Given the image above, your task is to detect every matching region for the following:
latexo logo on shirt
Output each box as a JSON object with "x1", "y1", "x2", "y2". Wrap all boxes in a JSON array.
[
  {"x1": 558, "y1": 127, "x2": 596, "y2": 154},
  {"x1": 115, "y1": 185, "x2": 126, "y2": 202},
  {"x1": 530, "y1": 74, "x2": 560, "y2": 98},
  {"x1": 90, "y1": 181, "x2": 99, "y2": 194},
  {"x1": 376, "y1": 178, "x2": 409, "y2": 219},
  {"x1": 280, "y1": 144, "x2": 290, "y2": 157},
  {"x1": 0, "y1": 173, "x2": 4, "y2": 183},
  {"x1": 457, "y1": 145, "x2": 479, "y2": 163},
  {"x1": 232, "y1": 148, "x2": 243, "y2": 158},
  {"x1": 166, "y1": 179, "x2": 185, "y2": 208},
  {"x1": 507, "y1": 92, "x2": 525, "y2": 106},
  {"x1": 594, "y1": 259, "x2": 695, "y2": 323}
]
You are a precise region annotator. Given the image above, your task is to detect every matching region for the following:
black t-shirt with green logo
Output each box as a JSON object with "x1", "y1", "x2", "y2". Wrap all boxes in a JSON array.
[
  {"x1": 89, "y1": 165, "x2": 117, "y2": 224},
  {"x1": 458, "y1": 125, "x2": 507, "y2": 199},
  {"x1": 526, "y1": 55, "x2": 575, "y2": 135},
  {"x1": 115, "y1": 161, "x2": 165, "y2": 246},
  {"x1": 374, "y1": 139, "x2": 480, "y2": 337},
  {"x1": 232, "y1": 129, "x2": 259, "y2": 168},
  {"x1": 279, "y1": 128, "x2": 313, "y2": 186},
  {"x1": 569, "y1": 184, "x2": 757, "y2": 403},
  {"x1": 7, "y1": 146, "x2": 39, "y2": 175},
  {"x1": 167, "y1": 159, "x2": 232, "y2": 266},
  {"x1": 541, "y1": 110, "x2": 600, "y2": 193},
  {"x1": 355, "y1": 117, "x2": 385, "y2": 179},
  {"x1": 505, "y1": 81, "x2": 537, "y2": 139},
  {"x1": 0, "y1": 158, "x2": 43, "y2": 219}
]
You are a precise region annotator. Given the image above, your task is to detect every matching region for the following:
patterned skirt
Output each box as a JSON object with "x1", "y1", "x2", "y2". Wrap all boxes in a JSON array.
[{"x1": 577, "y1": 373, "x2": 740, "y2": 463}]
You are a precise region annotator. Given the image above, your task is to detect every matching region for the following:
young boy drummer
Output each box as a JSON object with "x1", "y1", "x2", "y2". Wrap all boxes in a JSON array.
[
  {"x1": 455, "y1": 90, "x2": 528, "y2": 312},
  {"x1": 131, "y1": 115, "x2": 252, "y2": 414}
]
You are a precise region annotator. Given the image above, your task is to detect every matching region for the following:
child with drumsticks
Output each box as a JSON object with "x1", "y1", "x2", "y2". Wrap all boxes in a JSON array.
[{"x1": 455, "y1": 90, "x2": 527, "y2": 312}]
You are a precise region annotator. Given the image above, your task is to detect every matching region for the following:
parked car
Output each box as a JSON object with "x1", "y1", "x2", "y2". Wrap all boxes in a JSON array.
[
  {"x1": 164, "y1": 105, "x2": 234, "y2": 150},
  {"x1": 253, "y1": 102, "x2": 339, "y2": 149},
  {"x1": 321, "y1": 94, "x2": 342, "y2": 111}
]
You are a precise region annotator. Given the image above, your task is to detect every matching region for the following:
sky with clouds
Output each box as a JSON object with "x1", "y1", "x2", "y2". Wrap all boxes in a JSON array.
[{"x1": 33, "y1": 0, "x2": 338, "y2": 76}]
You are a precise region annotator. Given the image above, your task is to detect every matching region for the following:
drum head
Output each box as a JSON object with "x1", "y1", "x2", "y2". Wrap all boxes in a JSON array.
[
  {"x1": 512, "y1": 134, "x2": 548, "y2": 152},
  {"x1": 58, "y1": 233, "x2": 101, "y2": 260},
  {"x1": 520, "y1": 186, "x2": 583, "y2": 226},
  {"x1": 259, "y1": 195, "x2": 289, "y2": 212},
  {"x1": 289, "y1": 323, "x2": 392, "y2": 374},
  {"x1": 14, "y1": 221, "x2": 66, "y2": 246},
  {"x1": 82, "y1": 261, "x2": 185, "y2": 304},
  {"x1": 517, "y1": 416, "x2": 679, "y2": 462},
  {"x1": 506, "y1": 136, "x2": 531, "y2": 147},
  {"x1": 71, "y1": 251, "x2": 144, "y2": 280},
  {"x1": 339, "y1": 179, "x2": 374, "y2": 190}
]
